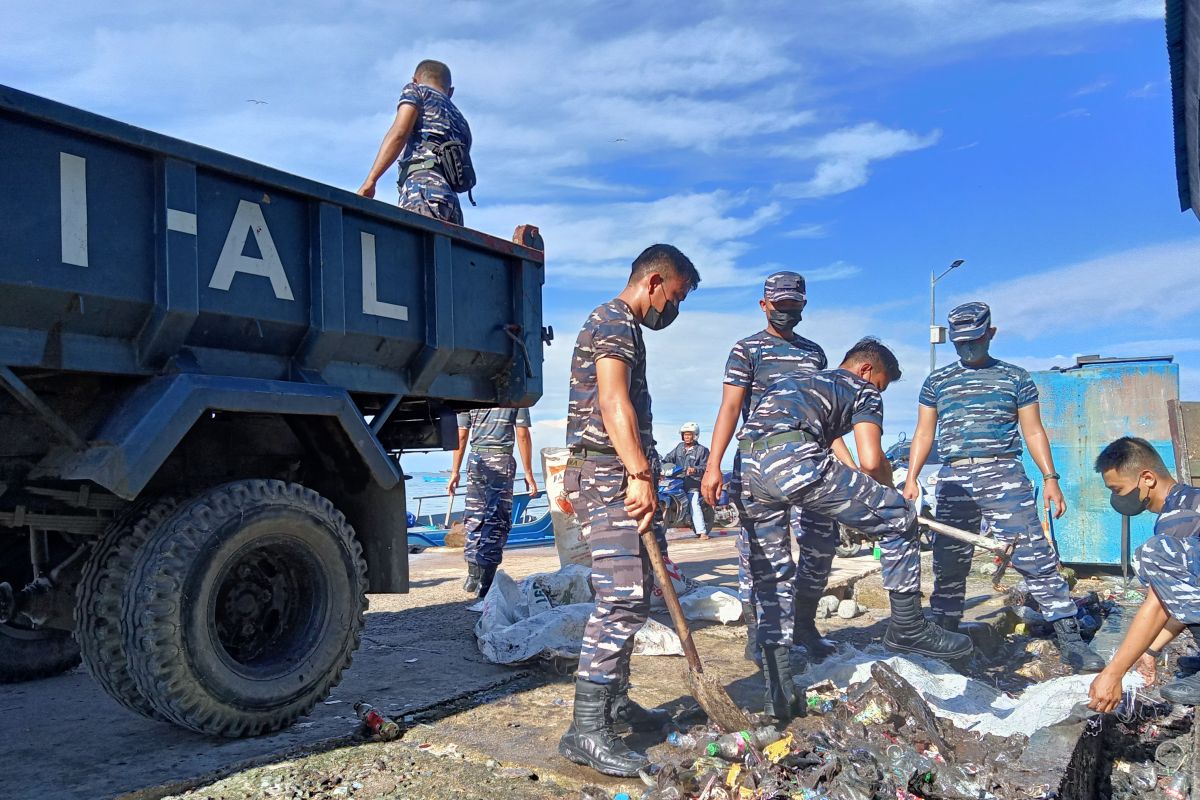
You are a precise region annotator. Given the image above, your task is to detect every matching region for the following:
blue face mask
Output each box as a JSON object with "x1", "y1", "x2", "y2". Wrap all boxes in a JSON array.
[{"x1": 954, "y1": 338, "x2": 990, "y2": 364}]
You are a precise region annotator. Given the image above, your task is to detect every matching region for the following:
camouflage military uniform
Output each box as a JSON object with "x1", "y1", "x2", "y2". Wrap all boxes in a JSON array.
[
  {"x1": 921, "y1": 355, "x2": 1076, "y2": 625},
  {"x1": 567, "y1": 300, "x2": 664, "y2": 685},
  {"x1": 723, "y1": 329, "x2": 830, "y2": 606},
  {"x1": 739, "y1": 370, "x2": 918, "y2": 647},
  {"x1": 395, "y1": 82, "x2": 471, "y2": 225},
  {"x1": 458, "y1": 407, "x2": 531, "y2": 570},
  {"x1": 1136, "y1": 484, "x2": 1200, "y2": 622}
]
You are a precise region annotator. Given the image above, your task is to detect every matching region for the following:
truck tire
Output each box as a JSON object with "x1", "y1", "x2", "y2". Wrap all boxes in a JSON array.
[
  {"x1": 0, "y1": 535, "x2": 80, "y2": 683},
  {"x1": 124, "y1": 480, "x2": 367, "y2": 737},
  {"x1": 0, "y1": 625, "x2": 80, "y2": 683},
  {"x1": 75, "y1": 498, "x2": 178, "y2": 719}
]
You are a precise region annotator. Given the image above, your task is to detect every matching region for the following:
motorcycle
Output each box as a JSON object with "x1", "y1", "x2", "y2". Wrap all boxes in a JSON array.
[
  {"x1": 657, "y1": 465, "x2": 740, "y2": 531},
  {"x1": 835, "y1": 432, "x2": 938, "y2": 558}
]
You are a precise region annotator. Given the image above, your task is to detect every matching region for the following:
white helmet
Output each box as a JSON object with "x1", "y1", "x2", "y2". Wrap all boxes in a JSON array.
[{"x1": 680, "y1": 422, "x2": 700, "y2": 435}]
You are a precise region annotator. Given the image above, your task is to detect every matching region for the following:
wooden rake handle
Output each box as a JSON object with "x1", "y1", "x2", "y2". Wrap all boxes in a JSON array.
[{"x1": 639, "y1": 522, "x2": 704, "y2": 673}]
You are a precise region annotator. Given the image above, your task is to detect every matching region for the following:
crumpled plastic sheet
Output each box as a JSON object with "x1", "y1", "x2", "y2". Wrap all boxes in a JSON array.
[
  {"x1": 793, "y1": 645, "x2": 1143, "y2": 738},
  {"x1": 474, "y1": 565, "x2": 742, "y2": 665}
]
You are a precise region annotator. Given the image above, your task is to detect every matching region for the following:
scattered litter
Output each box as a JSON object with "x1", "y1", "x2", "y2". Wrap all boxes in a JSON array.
[
  {"x1": 403, "y1": 658, "x2": 418, "y2": 663},
  {"x1": 323, "y1": 699, "x2": 344, "y2": 705},
  {"x1": 353, "y1": 701, "x2": 401, "y2": 741}
]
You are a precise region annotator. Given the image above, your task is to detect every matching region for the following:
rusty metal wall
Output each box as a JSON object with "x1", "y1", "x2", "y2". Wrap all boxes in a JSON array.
[{"x1": 1020, "y1": 358, "x2": 1180, "y2": 565}]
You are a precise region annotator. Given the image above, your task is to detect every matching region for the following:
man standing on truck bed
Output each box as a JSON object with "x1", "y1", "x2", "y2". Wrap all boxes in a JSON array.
[
  {"x1": 559, "y1": 244, "x2": 700, "y2": 777},
  {"x1": 701, "y1": 272, "x2": 852, "y2": 663},
  {"x1": 447, "y1": 408, "x2": 539, "y2": 599},
  {"x1": 357, "y1": 59, "x2": 473, "y2": 224},
  {"x1": 904, "y1": 301, "x2": 1104, "y2": 672}
]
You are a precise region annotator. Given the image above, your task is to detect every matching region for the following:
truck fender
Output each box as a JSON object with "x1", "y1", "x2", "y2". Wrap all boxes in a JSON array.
[{"x1": 44, "y1": 373, "x2": 401, "y2": 499}]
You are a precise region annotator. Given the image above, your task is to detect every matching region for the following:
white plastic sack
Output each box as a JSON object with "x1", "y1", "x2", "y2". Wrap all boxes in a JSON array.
[
  {"x1": 475, "y1": 565, "x2": 727, "y2": 665},
  {"x1": 543, "y1": 448, "x2": 590, "y2": 568},
  {"x1": 678, "y1": 586, "x2": 744, "y2": 624},
  {"x1": 794, "y1": 645, "x2": 1143, "y2": 737}
]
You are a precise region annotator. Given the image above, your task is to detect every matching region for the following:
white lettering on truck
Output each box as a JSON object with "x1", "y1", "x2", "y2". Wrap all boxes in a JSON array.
[
  {"x1": 360, "y1": 232, "x2": 409, "y2": 321},
  {"x1": 209, "y1": 200, "x2": 295, "y2": 300},
  {"x1": 60, "y1": 153, "x2": 88, "y2": 267}
]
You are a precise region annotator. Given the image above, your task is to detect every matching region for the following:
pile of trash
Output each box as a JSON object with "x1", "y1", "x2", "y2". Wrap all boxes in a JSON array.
[
  {"x1": 577, "y1": 645, "x2": 1180, "y2": 800},
  {"x1": 474, "y1": 564, "x2": 742, "y2": 667}
]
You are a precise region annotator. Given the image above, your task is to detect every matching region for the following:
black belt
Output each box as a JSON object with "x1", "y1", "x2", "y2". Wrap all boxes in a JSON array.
[
  {"x1": 946, "y1": 454, "x2": 1018, "y2": 465},
  {"x1": 738, "y1": 430, "x2": 816, "y2": 453},
  {"x1": 474, "y1": 445, "x2": 513, "y2": 455},
  {"x1": 573, "y1": 447, "x2": 617, "y2": 459}
]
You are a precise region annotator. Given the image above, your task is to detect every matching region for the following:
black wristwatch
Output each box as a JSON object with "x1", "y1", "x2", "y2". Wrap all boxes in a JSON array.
[{"x1": 1043, "y1": 472, "x2": 1061, "y2": 481}]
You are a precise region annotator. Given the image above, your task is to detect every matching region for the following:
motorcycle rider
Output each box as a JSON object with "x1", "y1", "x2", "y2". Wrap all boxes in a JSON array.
[{"x1": 662, "y1": 423, "x2": 711, "y2": 539}]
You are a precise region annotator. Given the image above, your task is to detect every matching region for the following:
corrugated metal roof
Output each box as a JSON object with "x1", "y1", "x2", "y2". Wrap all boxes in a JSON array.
[{"x1": 1168, "y1": 0, "x2": 1200, "y2": 219}]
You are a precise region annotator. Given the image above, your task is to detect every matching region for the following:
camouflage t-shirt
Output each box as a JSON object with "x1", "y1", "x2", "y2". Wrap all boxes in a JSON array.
[
  {"x1": 566, "y1": 300, "x2": 654, "y2": 455},
  {"x1": 397, "y1": 82, "x2": 472, "y2": 167},
  {"x1": 456, "y1": 407, "x2": 531, "y2": 449},
  {"x1": 724, "y1": 330, "x2": 828, "y2": 422},
  {"x1": 919, "y1": 358, "x2": 1039, "y2": 459},
  {"x1": 1157, "y1": 484, "x2": 1200, "y2": 540},
  {"x1": 739, "y1": 369, "x2": 884, "y2": 449}
]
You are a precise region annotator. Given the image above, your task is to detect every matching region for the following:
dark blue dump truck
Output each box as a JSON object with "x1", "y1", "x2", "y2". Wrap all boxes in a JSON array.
[{"x1": 0, "y1": 84, "x2": 547, "y2": 736}]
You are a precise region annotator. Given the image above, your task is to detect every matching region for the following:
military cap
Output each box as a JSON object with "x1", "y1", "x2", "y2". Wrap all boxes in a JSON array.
[
  {"x1": 947, "y1": 301, "x2": 992, "y2": 342},
  {"x1": 764, "y1": 271, "x2": 806, "y2": 303}
]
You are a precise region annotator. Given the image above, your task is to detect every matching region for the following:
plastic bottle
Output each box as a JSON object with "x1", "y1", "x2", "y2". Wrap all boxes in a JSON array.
[
  {"x1": 667, "y1": 731, "x2": 696, "y2": 748},
  {"x1": 704, "y1": 727, "x2": 778, "y2": 759},
  {"x1": 1161, "y1": 770, "x2": 1190, "y2": 799},
  {"x1": 353, "y1": 701, "x2": 401, "y2": 741}
]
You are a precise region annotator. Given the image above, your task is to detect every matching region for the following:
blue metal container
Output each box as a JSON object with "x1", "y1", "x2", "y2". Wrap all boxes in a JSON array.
[{"x1": 1021, "y1": 356, "x2": 1180, "y2": 565}]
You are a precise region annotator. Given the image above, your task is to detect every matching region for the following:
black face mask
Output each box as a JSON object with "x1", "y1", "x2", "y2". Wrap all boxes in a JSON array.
[
  {"x1": 643, "y1": 297, "x2": 679, "y2": 331},
  {"x1": 1110, "y1": 485, "x2": 1149, "y2": 517},
  {"x1": 767, "y1": 308, "x2": 804, "y2": 331},
  {"x1": 954, "y1": 339, "x2": 991, "y2": 364}
]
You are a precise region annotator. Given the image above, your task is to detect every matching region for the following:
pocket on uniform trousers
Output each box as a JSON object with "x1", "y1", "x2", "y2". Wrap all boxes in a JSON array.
[{"x1": 563, "y1": 465, "x2": 582, "y2": 494}]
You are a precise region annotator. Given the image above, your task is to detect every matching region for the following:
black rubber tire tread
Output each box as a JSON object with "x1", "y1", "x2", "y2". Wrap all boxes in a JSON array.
[
  {"x1": 0, "y1": 626, "x2": 80, "y2": 683},
  {"x1": 74, "y1": 497, "x2": 178, "y2": 719},
  {"x1": 124, "y1": 480, "x2": 366, "y2": 737}
]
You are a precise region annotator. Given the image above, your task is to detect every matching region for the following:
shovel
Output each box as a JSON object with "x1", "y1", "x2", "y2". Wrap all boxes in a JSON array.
[{"x1": 639, "y1": 517, "x2": 751, "y2": 733}]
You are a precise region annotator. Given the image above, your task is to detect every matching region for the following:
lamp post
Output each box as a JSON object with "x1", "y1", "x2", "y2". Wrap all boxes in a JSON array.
[{"x1": 929, "y1": 259, "x2": 966, "y2": 374}]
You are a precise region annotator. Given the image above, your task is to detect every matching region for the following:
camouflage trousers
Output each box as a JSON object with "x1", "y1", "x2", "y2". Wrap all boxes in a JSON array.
[
  {"x1": 398, "y1": 170, "x2": 463, "y2": 225},
  {"x1": 931, "y1": 459, "x2": 1074, "y2": 623},
  {"x1": 1136, "y1": 534, "x2": 1200, "y2": 624},
  {"x1": 573, "y1": 455, "x2": 663, "y2": 685},
  {"x1": 730, "y1": 452, "x2": 836, "y2": 606},
  {"x1": 462, "y1": 451, "x2": 515, "y2": 569},
  {"x1": 741, "y1": 443, "x2": 917, "y2": 648}
]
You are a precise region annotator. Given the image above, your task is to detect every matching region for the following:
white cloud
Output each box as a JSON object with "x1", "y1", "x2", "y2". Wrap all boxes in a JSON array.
[
  {"x1": 1073, "y1": 78, "x2": 1111, "y2": 96},
  {"x1": 946, "y1": 239, "x2": 1200, "y2": 339},
  {"x1": 1127, "y1": 81, "x2": 1160, "y2": 99},
  {"x1": 783, "y1": 223, "x2": 832, "y2": 239},
  {"x1": 468, "y1": 191, "x2": 785, "y2": 288},
  {"x1": 777, "y1": 123, "x2": 942, "y2": 198}
]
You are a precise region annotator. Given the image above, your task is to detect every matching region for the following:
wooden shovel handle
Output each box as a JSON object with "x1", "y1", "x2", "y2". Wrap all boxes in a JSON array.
[
  {"x1": 918, "y1": 515, "x2": 1008, "y2": 554},
  {"x1": 639, "y1": 521, "x2": 703, "y2": 673}
]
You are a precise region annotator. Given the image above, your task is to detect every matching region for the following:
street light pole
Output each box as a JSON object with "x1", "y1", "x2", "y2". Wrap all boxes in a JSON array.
[{"x1": 929, "y1": 259, "x2": 966, "y2": 374}]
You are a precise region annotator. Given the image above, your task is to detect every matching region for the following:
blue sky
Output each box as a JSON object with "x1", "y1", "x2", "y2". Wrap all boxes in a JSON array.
[{"x1": 5, "y1": 1, "x2": 1197, "y2": 472}]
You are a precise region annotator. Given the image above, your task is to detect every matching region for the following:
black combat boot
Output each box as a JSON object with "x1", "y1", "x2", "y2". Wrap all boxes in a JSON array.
[
  {"x1": 1176, "y1": 655, "x2": 1200, "y2": 676},
  {"x1": 792, "y1": 598, "x2": 837, "y2": 659},
  {"x1": 742, "y1": 601, "x2": 762, "y2": 665},
  {"x1": 883, "y1": 591, "x2": 974, "y2": 660},
  {"x1": 463, "y1": 563, "x2": 482, "y2": 594},
  {"x1": 558, "y1": 679, "x2": 650, "y2": 777},
  {"x1": 930, "y1": 611, "x2": 960, "y2": 634},
  {"x1": 1051, "y1": 617, "x2": 1105, "y2": 673},
  {"x1": 761, "y1": 645, "x2": 805, "y2": 725},
  {"x1": 611, "y1": 665, "x2": 671, "y2": 732},
  {"x1": 477, "y1": 565, "x2": 498, "y2": 598}
]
